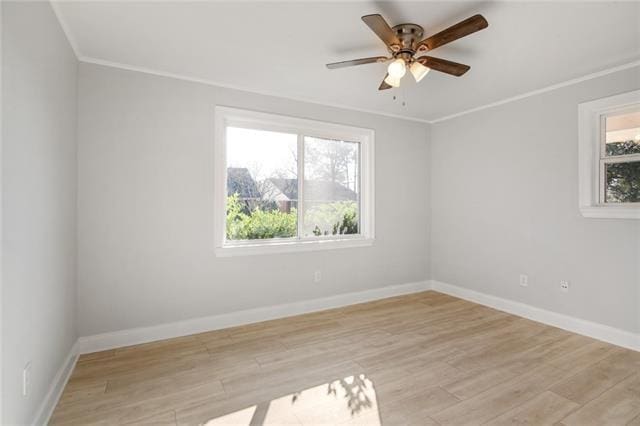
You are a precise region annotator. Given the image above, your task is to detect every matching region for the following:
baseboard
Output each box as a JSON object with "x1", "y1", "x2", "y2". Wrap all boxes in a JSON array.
[
  {"x1": 78, "y1": 280, "x2": 430, "y2": 354},
  {"x1": 31, "y1": 341, "x2": 79, "y2": 426},
  {"x1": 40, "y1": 278, "x2": 637, "y2": 425},
  {"x1": 430, "y1": 280, "x2": 640, "y2": 352},
  {"x1": 77, "y1": 278, "x2": 638, "y2": 356}
]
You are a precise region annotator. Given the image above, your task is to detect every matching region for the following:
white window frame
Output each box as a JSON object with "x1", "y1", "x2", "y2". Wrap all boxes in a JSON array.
[
  {"x1": 214, "y1": 106, "x2": 375, "y2": 256},
  {"x1": 578, "y1": 90, "x2": 640, "y2": 219}
]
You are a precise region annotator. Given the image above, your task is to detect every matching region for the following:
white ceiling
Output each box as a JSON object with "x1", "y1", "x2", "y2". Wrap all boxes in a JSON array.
[{"x1": 55, "y1": 1, "x2": 640, "y2": 122}]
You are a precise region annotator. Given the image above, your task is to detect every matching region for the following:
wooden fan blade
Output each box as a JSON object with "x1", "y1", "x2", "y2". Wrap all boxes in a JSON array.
[
  {"x1": 417, "y1": 14, "x2": 488, "y2": 51},
  {"x1": 326, "y1": 56, "x2": 389, "y2": 69},
  {"x1": 418, "y1": 56, "x2": 470, "y2": 76},
  {"x1": 379, "y1": 74, "x2": 392, "y2": 90},
  {"x1": 362, "y1": 14, "x2": 401, "y2": 50}
]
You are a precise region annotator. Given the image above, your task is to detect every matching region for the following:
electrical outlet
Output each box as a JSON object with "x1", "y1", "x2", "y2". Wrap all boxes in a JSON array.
[
  {"x1": 519, "y1": 274, "x2": 528, "y2": 287},
  {"x1": 314, "y1": 270, "x2": 322, "y2": 283},
  {"x1": 23, "y1": 362, "x2": 31, "y2": 397},
  {"x1": 560, "y1": 280, "x2": 570, "y2": 293}
]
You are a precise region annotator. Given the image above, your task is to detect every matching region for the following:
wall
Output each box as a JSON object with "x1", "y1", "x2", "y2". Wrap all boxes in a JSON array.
[
  {"x1": 76, "y1": 63, "x2": 430, "y2": 336},
  {"x1": 2, "y1": 2, "x2": 78, "y2": 424},
  {"x1": 430, "y1": 66, "x2": 640, "y2": 334}
]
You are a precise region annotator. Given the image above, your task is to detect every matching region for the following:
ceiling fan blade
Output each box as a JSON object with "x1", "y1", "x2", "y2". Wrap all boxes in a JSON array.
[
  {"x1": 326, "y1": 56, "x2": 389, "y2": 69},
  {"x1": 378, "y1": 74, "x2": 392, "y2": 90},
  {"x1": 417, "y1": 14, "x2": 488, "y2": 51},
  {"x1": 417, "y1": 56, "x2": 470, "y2": 76},
  {"x1": 362, "y1": 14, "x2": 401, "y2": 50}
]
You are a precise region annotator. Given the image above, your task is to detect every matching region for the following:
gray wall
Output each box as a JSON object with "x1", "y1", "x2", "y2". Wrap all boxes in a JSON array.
[
  {"x1": 76, "y1": 63, "x2": 430, "y2": 336},
  {"x1": 430, "y1": 66, "x2": 640, "y2": 334},
  {"x1": 2, "y1": 2, "x2": 78, "y2": 424}
]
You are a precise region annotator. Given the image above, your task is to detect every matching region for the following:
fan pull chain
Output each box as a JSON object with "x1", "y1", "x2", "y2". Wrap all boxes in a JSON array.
[
  {"x1": 392, "y1": 94, "x2": 407, "y2": 108},
  {"x1": 402, "y1": 84, "x2": 407, "y2": 107}
]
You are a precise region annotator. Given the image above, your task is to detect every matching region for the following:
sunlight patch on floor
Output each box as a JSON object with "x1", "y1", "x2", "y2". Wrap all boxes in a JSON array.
[
  {"x1": 204, "y1": 374, "x2": 380, "y2": 425},
  {"x1": 204, "y1": 405, "x2": 256, "y2": 425}
]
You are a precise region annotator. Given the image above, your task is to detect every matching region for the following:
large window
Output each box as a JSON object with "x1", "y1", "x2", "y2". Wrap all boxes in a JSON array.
[
  {"x1": 215, "y1": 107, "x2": 374, "y2": 255},
  {"x1": 578, "y1": 90, "x2": 640, "y2": 219}
]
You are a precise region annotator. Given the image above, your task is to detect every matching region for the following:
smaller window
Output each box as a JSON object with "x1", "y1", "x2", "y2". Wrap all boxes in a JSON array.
[{"x1": 578, "y1": 90, "x2": 640, "y2": 219}]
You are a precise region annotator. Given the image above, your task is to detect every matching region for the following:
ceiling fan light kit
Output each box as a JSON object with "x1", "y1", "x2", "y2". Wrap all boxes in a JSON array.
[{"x1": 326, "y1": 13, "x2": 488, "y2": 90}]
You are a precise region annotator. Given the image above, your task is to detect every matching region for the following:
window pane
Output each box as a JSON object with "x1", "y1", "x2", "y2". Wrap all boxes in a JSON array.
[
  {"x1": 605, "y1": 110, "x2": 640, "y2": 156},
  {"x1": 302, "y1": 137, "x2": 360, "y2": 237},
  {"x1": 605, "y1": 161, "x2": 640, "y2": 203},
  {"x1": 226, "y1": 127, "x2": 298, "y2": 240}
]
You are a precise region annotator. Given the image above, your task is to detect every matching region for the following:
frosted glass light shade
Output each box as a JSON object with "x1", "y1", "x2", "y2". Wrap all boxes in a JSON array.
[
  {"x1": 387, "y1": 59, "x2": 406, "y2": 79},
  {"x1": 384, "y1": 74, "x2": 401, "y2": 88},
  {"x1": 410, "y1": 61, "x2": 430, "y2": 82}
]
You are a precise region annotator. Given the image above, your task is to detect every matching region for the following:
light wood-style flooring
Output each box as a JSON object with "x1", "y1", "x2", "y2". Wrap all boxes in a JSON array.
[{"x1": 51, "y1": 291, "x2": 640, "y2": 425}]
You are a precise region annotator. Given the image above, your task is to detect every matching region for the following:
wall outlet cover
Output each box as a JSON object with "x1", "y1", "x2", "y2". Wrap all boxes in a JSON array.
[
  {"x1": 23, "y1": 362, "x2": 31, "y2": 397},
  {"x1": 519, "y1": 274, "x2": 528, "y2": 287}
]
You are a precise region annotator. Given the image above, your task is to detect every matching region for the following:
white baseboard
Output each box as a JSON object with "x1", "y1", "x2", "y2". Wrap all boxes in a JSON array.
[
  {"x1": 430, "y1": 280, "x2": 640, "y2": 352},
  {"x1": 76, "y1": 277, "x2": 637, "y2": 358},
  {"x1": 41, "y1": 279, "x2": 637, "y2": 425},
  {"x1": 31, "y1": 341, "x2": 79, "y2": 426},
  {"x1": 78, "y1": 280, "x2": 431, "y2": 354}
]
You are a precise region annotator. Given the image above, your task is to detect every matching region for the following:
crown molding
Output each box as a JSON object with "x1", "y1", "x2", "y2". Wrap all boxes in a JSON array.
[
  {"x1": 49, "y1": 0, "x2": 639, "y2": 126},
  {"x1": 49, "y1": 1, "x2": 81, "y2": 59},
  {"x1": 50, "y1": 0, "x2": 430, "y2": 124},
  {"x1": 74, "y1": 56, "x2": 640, "y2": 127},
  {"x1": 430, "y1": 58, "x2": 640, "y2": 123},
  {"x1": 78, "y1": 56, "x2": 432, "y2": 125},
  {"x1": 51, "y1": 0, "x2": 428, "y2": 125}
]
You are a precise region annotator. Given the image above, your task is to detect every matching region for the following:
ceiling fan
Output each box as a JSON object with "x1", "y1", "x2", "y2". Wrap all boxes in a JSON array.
[{"x1": 326, "y1": 13, "x2": 488, "y2": 90}]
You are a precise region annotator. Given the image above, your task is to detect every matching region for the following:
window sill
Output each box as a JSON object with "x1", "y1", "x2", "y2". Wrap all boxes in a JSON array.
[
  {"x1": 580, "y1": 205, "x2": 640, "y2": 219},
  {"x1": 215, "y1": 237, "x2": 374, "y2": 257}
]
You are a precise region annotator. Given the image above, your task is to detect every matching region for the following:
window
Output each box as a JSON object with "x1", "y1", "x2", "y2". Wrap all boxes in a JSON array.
[
  {"x1": 214, "y1": 107, "x2": 374, "y2": 256},
  {"x1": 578, "y1": 90, "x2": 640, "y2": 219}
]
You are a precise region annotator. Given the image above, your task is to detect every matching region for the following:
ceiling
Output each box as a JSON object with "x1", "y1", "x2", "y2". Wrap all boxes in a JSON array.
[{"x1": 55, "y1": 1, "x2": 640, "y2": 122}]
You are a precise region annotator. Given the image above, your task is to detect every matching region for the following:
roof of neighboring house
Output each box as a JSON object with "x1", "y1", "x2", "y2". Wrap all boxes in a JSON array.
[
  {"x1": 265, "y1": 178, "x2": 357, "y2": 202},
  {"x1": 227, "y1": 167, "x2": 260, "y2": 199}
]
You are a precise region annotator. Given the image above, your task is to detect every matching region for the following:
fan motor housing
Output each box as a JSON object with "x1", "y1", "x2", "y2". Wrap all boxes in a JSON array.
[{"x1": 391, "y1": 23, "x2": 424, "y2": 52}]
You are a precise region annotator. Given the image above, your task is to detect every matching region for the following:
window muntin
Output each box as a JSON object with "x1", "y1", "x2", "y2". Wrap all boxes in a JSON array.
[
  {"x1": 215, "y1": 107, "x2": 375, "y2": 253},
  {"x1": 599, "y1": 109, "x2": 640, "y2": 204}
]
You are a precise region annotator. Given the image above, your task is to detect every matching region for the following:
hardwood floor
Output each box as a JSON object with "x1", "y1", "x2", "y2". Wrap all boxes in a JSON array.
[{"x1": 50, "y1": 291, "x2": 640, "y2": 425}]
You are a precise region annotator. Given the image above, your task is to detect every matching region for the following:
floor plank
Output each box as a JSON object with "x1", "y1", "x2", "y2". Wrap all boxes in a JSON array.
[
  {"x1": 484, "y1": 391, "x2": 579, "y2": 425},
  {"x1": 559, "y1": 374, "x2": 640, "y2": 426}
]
